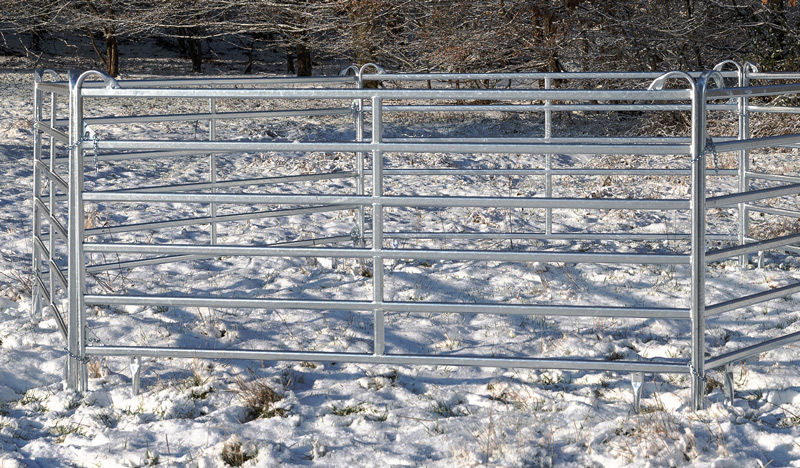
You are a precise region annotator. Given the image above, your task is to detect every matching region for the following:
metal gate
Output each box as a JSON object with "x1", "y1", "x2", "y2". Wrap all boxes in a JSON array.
[{"x1": 32, "y1": 62, "x2": 800, "y2": 410}]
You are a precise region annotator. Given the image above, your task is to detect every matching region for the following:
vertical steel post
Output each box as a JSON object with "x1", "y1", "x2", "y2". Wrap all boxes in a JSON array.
[
  {"x1": 48, "y1": 85, "x2": 58, "y2": 317},
  {"x1": 355, "y1": 76, "x2": 366, "y2": 249},
  {"x1": 371, "y1": 96, "x2": 385, "y2": 356},
  {"x1": 67, "y1": 70, "x2": 88, "y2": 391},
  {"x1": 738, "y1": 65, "x2": 752, "y2": 267},
  {"x1": 690, "y1": 72, "x2": 710, "y2": 411},
  {"x1": 209, "y1": 84, "x2": 218, "y2": 245},
  {"x1": 32, "y1": 71, "x2": 44, "y2": 318},
  {"x1": 544, "y1": 77, "x2": 553, "y2": 236},
  {"x1": 65, "y1": 70, "x2": 118, "y2": 391}
]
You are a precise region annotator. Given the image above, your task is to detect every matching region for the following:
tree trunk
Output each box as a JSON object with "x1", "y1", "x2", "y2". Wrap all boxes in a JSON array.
[
  {"x1": 244, "y1": 36, "x2": 255, "y2": 74},
  {"x1": 177, "y1": 27, "x2": 203, "y2": 73},
  {"x1": 188, "y1": 39, "x2": 203, "y2": 73},
  {"x1": 286, "y1": 48, "x2": 295, "y2": 74},
  {"x1": 296, "y1": 43, "x2": 312, "y2": 76},
  {"x1": 31, "y1": 27, "x2": 43, "y2": 52},
  {"x1": 105, "y1": 29, "x2": 119, "y2": 77}
]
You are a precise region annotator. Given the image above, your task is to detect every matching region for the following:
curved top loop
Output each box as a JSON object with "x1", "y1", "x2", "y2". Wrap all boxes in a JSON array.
[
  {"x1": 742, "y1": 62, "x2": 759, "y2": 74},
  {"x1": 68, "y1": 69, "x2": 120, "y2": 91},
  {"x1": 712, "y1": 60, "x2": 741, "y2": 74},
  {"x1": 712, "y1": 61, "x2": 741, "y2": 89},
  {"x1": 358, "y1": 63, "x2": 386, "y2": 76},
  {"x1": 339, "y1": 65, "x2": 359, "y2": 77},
  {"x1": 647, "y1": 71, "x2": 696, "y2": 91},
  {"x1": 34, "y1": 69, "x2": 63, "y2": 83},
  {"x1": 339, "y1": 63, "x2": 386, "y2": 87},
  {"x1": 698, "y1": 70, "x2": 725, "y2": 91}
]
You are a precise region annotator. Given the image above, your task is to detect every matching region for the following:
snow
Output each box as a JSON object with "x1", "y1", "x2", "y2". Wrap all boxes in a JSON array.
[{"x1": 0, "y1": 68, "x2": 799, "y2": 467}]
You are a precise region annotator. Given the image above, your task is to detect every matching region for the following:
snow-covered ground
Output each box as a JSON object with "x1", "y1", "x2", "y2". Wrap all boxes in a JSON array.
[{"x1": 1, "y1": 67, "x2": 800, "y2": 467}]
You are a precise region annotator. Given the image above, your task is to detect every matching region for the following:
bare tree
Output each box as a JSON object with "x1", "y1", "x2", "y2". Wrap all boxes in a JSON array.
[
  {"x1": 728, "y1": 0, "x2": 800, "y2": 70},
  {"x1": 2, "y1": 0, "x2": 799, "y2": 76}
]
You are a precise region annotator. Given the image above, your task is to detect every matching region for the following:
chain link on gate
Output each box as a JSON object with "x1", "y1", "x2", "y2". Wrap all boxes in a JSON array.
[
  {"x1": 350, "y1": 226, "x2": 362, "y2": 247},
  {"x1": 693, "y1": 134, "x2": 720, "y2": 176},
  {"x1": 349, "y1": 100, "x2": 360, "y2": 118},
  {"x1": 65, "y1": 129, "x2": 101, "y2": 175},
  {"x1": 703, "y1": 135, "x2": 720, "y2": 176},
  {"x1": 63, "y1": 346, "x2": 91, "y2": 364},
  {"x1": 688, "y1": 363, "x2": 707, "y2": 383}
]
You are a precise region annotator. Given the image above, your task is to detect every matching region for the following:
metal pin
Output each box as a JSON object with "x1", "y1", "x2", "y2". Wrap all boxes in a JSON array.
[
  {"x1": 631, "y1": 372, "x2": 644, "y2": 413},
  {"x1": 130, "y1": 356, "x2": 142, "y2": 396},
  {"x1": 724, "y1": 364, "x2": 735, "y2": 405}
]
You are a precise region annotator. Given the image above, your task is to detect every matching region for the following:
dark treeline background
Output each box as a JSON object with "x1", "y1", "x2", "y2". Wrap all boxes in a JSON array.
[{"x1": 1, "y1": 0, "x2": 799, "y2": 76}]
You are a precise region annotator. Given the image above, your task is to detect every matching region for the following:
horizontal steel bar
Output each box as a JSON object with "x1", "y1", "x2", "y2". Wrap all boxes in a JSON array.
[
  {"x1": 83, "y1": 243, "x2": 690, "y2": 264},
  {"x1": 268, "y1": 235, "x2": 354, "y2": 247},
  {"x1": 84, "y1": 345, "x2": 690, "y2": 373},
  {"x1": 34, "y1": 160, "x2": 69, "y2": 194},
  {"x1": 81, "y1": 87, "x2": 693, "y2": 101},
  {"x1": 86, "y1": 254, "x2": 206, "y2": 273},
  {"x1": 713, "y1": 133, "x2": 800, "y2": 153},
  {"x1": 783, "y1": 245, "x2": 800, "y2": 255},
  {"x1": 367, "y1": 71, "x2": 734, "y2": 81},
  {"x1": 83, "y1": 107, "x2": 352, "y2": 125},
  {"x1": 745, "y1": 172, "x2": 800, "y2": 184},
  {"x1": 54, "y1": 150, "x2": 208, "y2": 164},
  {"x1": 384, "y1": 136, "x2": 693, "y2": 144},
  {"x1": 706, "y1": 232, "x2": 800, "y2": 262},
  {"x1": 747, "y1": 105, "x2": 800, "y2": 115},
  {"x1": 82, "y1": 192, "x2": 690, "y2": 210},
  {"x1": 83, "y1": 294, "x2": 690, "y2": 319},
  {"x1": 705, "y1": 331, "x2": 800, "y2": 370},
  {"x1": 381, "y1": 104, "x2": 734, "y2": 113},
  {"x1": 707, "y1": 282, "x2": 800, "y2": 316},
  {"x1": 34, "y1": 199, "x2": 68, "y2": 243},
  {"x1": 375, "y1": 168, "x2": 736, "y2": 177},
  {"x1": 34, "y1": 239, "x2": 68, "y2": 291},
  {"x1": 63, "y1": 137, "x2": 728, "y2": 164},
  {"x1": 385, "y1": 231, "x2": 733, "y2": 242},
  {"x1": 706, "y1": 183, "x2": 800, "y2": 209},
  {"x1": 85, "y1": 205, "x2": 358, "y2": 236},
  {"x1": 380, "y1": 104, "x2": 695, "y2": 113},
  {"x1": 749, "y1": 72, "x2": 800, "y2": 80},
  {"x1": 32, "y1": 70, "x2": 742, "y2": 91},
  {"x1": 80, "y1": 228, "x2": 729, "y2": 246},
  {"x1": 93, "y1": 150, "x2": 200, "y2": 163},
  {"x1": 706, "y1": 83, "x2": 800, "y2": 99},
  {"x1": 744, "y1": 205, "x2": 800, "y2": 218},
  {"x1": 36, "y1": 82, "x2": 69, "y2": 95},
  {"x1": 33, "y1": 273, "x2": 68, "y2": 340},
  {"x1": 85, "y1": 295, "x2": 372, "y2": 310},
  {"x1": 49, "y1": 259, "x2": 68, "y2": 292},
  {"x1": 93, "y1": 139, "x2": 692, "y2": 156},
  {"x1": 37, "y1": 124, "x2": 69, "y2": 144},
  {"x1": 35, "y1": 243, "x2": 67, "y2": 291},
  {"x1": 110, "y1": 172, "x2": 357, "y2": 194},
  {"x1": 33, "y1": 273, "x2": 50, "y2": 302},
  {"x1": 109, "y1": 75, "x2": 358, "y2": 88},
  {"x1": 32, "y1": 237, "x2": 50, "y2": 264},
  {"x1": 383, "y1": 302, "x2": 689, "y2": 319},
  {"x1": 85, "y1": 235, "x2": 353, "y2": 272}
]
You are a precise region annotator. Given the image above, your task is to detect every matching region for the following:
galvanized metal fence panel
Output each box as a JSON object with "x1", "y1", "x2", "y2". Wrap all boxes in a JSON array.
[{"x1": 31, "y1": 62, "x2": 800, "y2": 411}]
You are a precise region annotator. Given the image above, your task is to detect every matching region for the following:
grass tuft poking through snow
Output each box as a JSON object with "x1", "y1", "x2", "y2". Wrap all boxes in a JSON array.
[
  {"x1": 221, "y1": 436, "x2": 257, "y2": 467},
  {"x1": 234, "y1": 372, "x2": 287, "y2": 421}
]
